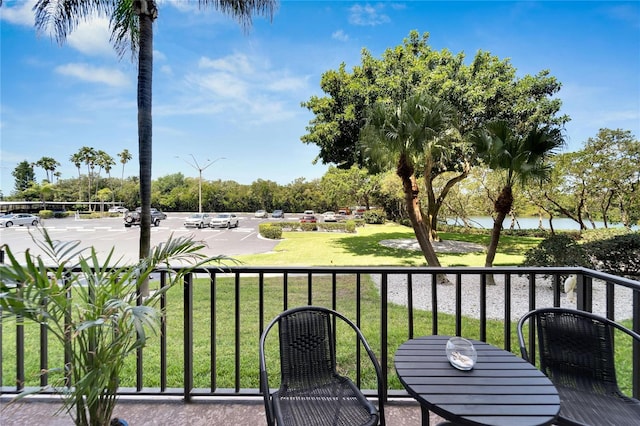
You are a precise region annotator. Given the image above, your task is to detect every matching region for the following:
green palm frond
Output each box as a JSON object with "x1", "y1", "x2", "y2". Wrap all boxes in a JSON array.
[
  {"x1": 360, "y1": 93, "x2": 459, "y2": 176},
  {"x1": 470, "y1": 120, "x2": 565, "y2": 188},
  {"x1": 0, "y1": 226, "x2": 227, "y2": 425}
]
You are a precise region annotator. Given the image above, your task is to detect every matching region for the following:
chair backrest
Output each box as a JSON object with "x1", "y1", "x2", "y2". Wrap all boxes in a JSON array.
[
  {"x1": 260, "y1": 306, "x2": 385, "y2": 426},
  {"x1": 518, "y1": 308, "x2": 640, "y2": 396},
  {"x1": 278, "y1": 307, "x2": 337, "y2": 389}
]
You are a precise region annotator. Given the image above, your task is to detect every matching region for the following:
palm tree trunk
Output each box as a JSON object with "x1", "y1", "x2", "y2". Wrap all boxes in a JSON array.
[
  {"x1": 399, "y1": 171, "x2": 445, "y2": 264},
  {"x1": 485, "y1": 186, "x2": 512, "y2": 285},
  {"x1": 136, "y1": 0, "x2": 157, "y2": 296},
  {"x1": 401, "y1": 174, "x2": 451, "y2": 285}
]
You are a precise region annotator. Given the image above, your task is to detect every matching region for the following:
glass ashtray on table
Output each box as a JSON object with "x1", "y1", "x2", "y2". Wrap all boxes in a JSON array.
[{"x1": 445, "y1": 337, "x2": 477, "y2": 371}]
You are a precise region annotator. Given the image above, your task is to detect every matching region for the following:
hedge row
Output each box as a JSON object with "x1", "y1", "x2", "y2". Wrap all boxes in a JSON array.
[
  {"x1": 258, "y1": 220, "x2": 359, "y2": 239},
  {"x1": 38, "y1": 210, "x2": 71, "y2": 219},
  {"x1": 523, "y1": 232, "x2": 640, "y2": 277}
]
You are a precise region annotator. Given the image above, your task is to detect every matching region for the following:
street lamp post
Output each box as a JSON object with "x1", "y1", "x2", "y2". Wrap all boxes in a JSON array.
[{"x1": 178, "y1": 155, "x2": 225, "y2": 213}]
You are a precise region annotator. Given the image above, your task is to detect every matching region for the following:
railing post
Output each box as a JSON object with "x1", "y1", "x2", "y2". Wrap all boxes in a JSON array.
[
  {"x1": 576, "y1": 274, "x2": 593, "y2": 312},
  {"x1": 183, "y1": 273, "x2": 193, "y2": 402},
  {"x1": 381, "y1": 273, "x2": 388, "y2": 403},
  {"x1": 634, "y1": 289, "x2": 640, "y2": 399}
]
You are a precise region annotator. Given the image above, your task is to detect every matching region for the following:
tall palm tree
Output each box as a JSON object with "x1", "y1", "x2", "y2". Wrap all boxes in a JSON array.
[
  {"x1": 34, "y1": 156, "x2": 61, "y2": 183},
  {"x1": 470, "y1": 120, "x2": 565, "y2": 277},
  {"x1": 360, "y1": 93, "x2": 459, "y2": 270},
  {"x1": 69, "y1": 152, "x2": 83, "y2": 201},
  {"x1": 93, "y1": 150, "x2": 115, "y2": 200},
  {"x1": 117, "y1": 148, "x2": 132, "y2": 198},
  {"x1": 78, "y1": 146, "x2": 97, "y2": 210},
  {"x1": 31, "y1": 0, "x2": 277, "y2": 266}
]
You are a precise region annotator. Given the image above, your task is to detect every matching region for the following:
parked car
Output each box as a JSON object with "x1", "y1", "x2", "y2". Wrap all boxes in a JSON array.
[
  {"x1": 271, "y1": 210, "x2": 284, "y2": 219},
  {"x1": 255, "y1": 210, "x2": 268, "y2": 218},
  {"x1": 210, "y1": 213, "x2": 239, "y2": 228},
  {"x1": 124, "y1": 208, "x2": 166, "y2": 227},
  {"x1": 299, "y1": 214, "x2": 317, "y2": 223},
  {"x1": 323, "y1": 211, "x2": 337, "y2": 222},
  {"x1": 184, "y1": 213, "x2": 212, "y2": 229},
  {"x1": 0, "y1": 213, "x2": 40, "y2": 227},
  {"x1": 353, "y1": 207, "x2": 366, "y2": 218},
  {"x1": 108, "y1": 206, "x2": 128, "y2": 213}
]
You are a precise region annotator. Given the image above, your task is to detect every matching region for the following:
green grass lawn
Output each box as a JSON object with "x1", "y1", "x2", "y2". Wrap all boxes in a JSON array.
[
  {"x1": 2, "y1": 223, "x2": 635, "y2": 395},
  {"x1": 235, "y1": 222, "x2": 541, "y2": 267}
]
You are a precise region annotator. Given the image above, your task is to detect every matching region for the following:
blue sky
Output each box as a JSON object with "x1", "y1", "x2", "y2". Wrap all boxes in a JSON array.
[{"x1": 1, "y1": 1, "x2": 639, "y2": 196}]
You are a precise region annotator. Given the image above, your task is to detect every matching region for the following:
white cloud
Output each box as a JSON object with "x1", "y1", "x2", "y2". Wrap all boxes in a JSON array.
[
  {"x1": 266, "y1": 76, "x2": 309, "y2": 92},
  {"x1": 163, "y1": 52, "x2": 308, "y2": 124},
  {"x1": 188, "y1": 71, "x2": 249, "y2": 99},
  {"x1": 348, "y1": 3, "x2": 390, "y2": 26},
  {"x1": 55, "y1": 63, "x2": 129, "y2": 87},
  {"x1": 67, "y1": 17, "x2": 116, "y2": 58},
  {"x1": 0, "y1": 0, "x2": 36, "y2": 26},
  {"x1": 199, "y1": 53, "x2": 254, "y2": 75},
  {"x1": 332, "y1": 30, "x2": 349, "y2": 42},
  {"x1": 154, "y1": 50, "x2": 168, "y2": 61}
]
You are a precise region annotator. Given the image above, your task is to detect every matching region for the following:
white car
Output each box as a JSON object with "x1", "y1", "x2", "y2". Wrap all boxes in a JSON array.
[
  {"x1": 108, "y1": 206, "x2": 128, "y2": 213},
  {"x1": 323, "y1": 211, "x2": 337, "y2": 222},
  {"x1": 254, "y1": 210, "x2": 268, "y2": 218},
  {"x1": 184, "y1": 213, "x2": 212, "y2": 229},
  {"x1": 0, "y1": 213, "x2": 40, "y2": 227},
  {"x1": 210, "y1": 213, "x2": 239, "y2": 228}
]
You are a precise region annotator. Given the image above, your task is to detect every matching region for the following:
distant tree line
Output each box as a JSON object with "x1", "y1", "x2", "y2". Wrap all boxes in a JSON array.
[{"x1": 4, "y1": 127, "x2": 638, "y2": 233}]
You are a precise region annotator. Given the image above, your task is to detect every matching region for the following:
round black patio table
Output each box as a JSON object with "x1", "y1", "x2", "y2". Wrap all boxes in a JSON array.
[{"x1": 394, "y1": 335, "x2": 560, "y2": 426}]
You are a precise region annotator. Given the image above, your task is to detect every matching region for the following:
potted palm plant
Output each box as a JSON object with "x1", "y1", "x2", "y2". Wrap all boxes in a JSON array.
[{"x1": 0, "y1": 228, "x2": 227, "y2": 426}]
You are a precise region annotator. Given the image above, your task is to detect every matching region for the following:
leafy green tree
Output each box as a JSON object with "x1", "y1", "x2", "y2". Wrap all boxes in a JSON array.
[
  {"x1": 544, "y1": 152, "x2": 594, "y2": 230},
  {"x1": 302, "y1": 30, "x2": 567, "y2": 168},
  {"x1": 580, "y1": 129, "x2": 639, "y2": 229},
  {"x1": 360, "y1": 93, "x2": 459, "y2": 267},
  {"x1": 249, "y1": 179, "x2": 279, "y2": 211},
  {"x1": 374, "y1": 170, "x2": 405, "y2": 221},
  {"x1": 12, "y1": 160, "x2": 36, "y2": 193},
  {"x1": 94, "y1": 150, "x2": 115, "y2": 200},
  {"x1": 302, "y1": 30, "x2": 567, "y2": 246},
  {"x1": 470, "y1": 121, "x2": 565, "y2": 279},
  {"x1": 97, "y1": 187, "x2": 112, "y2": 212},
  {"x1": 33, "y1": 0, "x2": 277, "y2": 272}
]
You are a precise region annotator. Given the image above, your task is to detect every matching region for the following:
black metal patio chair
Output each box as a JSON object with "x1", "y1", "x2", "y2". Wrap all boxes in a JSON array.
[
  {"x1": 518, "y1": 307, "x2": 640, "y2": 425},
  {"x1": 259, "y1": 306, "x2": 385, "y2": 426}
]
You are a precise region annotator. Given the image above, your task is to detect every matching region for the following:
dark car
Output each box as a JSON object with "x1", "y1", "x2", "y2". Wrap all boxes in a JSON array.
[
  {"x1": 299, "y1": 214, "x2": 317, "y2": 223},
  {"x1": 272, "y1": 209, "x2": 284, "y2": 218},
  {"x1": 124, "y1": 207, "x2": 166, "y2": 227}
]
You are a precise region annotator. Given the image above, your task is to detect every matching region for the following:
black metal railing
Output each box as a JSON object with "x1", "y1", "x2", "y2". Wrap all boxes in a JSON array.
[{"x1": 2, "y1": 266, "x2": 639, "y2": 401}]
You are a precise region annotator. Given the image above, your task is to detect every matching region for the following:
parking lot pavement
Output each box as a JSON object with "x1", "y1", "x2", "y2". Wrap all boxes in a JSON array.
[{"x1": 0, "y1": 214, "x2": 279, "y2": 264}]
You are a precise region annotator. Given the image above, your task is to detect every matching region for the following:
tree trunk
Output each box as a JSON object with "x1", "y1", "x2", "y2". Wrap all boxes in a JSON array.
[
  {"x1": 397, "y1": 166, "x2": 449, "y2": 283},
  {"x1": 484, "y1": 186, "x2": 513, "y2": 285},
  {"x1": 425, "y1": 166, "x2": 469, "y2": 241},
  {"x1": 136, "y1": 0, "x2": 157, "y2": 296}
]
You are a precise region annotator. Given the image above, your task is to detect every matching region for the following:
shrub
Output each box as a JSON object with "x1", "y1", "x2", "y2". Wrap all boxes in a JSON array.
[
  {"x1": 363, "y1": 209, "x2": 386, "y2": 224},
  {"x1": 580, "y1": 227, "x2": 632, "y2": 243},
  {"x1": 299, "y1": 222, "x2": 318, "y2": 232},
  {"x1": 38, "y1": 210, "x2": 53, "y2": 219},
  {"x1": 582, "y1": 233, "x2": 640, "y2": 277},
  {"x1": 345, "y1": 220, "x2": 356, "y2": 233},
  {"x1": 259, "y1": 223, "x2": 282, "y2": 240},
  {"x1": 521, "y1": 234, "x2": 590, "y2": 268}
]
